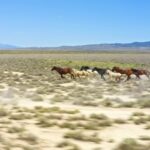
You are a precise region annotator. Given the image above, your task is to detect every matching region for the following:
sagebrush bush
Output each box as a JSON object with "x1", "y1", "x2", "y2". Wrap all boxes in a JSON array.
[{"x1": 114, "y1": 138, "x2": 150, "y2": 150}]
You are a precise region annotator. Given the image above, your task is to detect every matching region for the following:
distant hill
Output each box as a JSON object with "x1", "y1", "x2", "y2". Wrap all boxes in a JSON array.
[
  {"x1": 48, "y1": 41, "x2": 150, "y2": 51},
  {"x1": 24, "y1": 41, "x2": 150, "y2": 51},
  {"x1": 1, "y1": 41, "x2": 150, "y2": 51},
  {"x1": 0, "y1": 43, "x2": 18, "y2": 49}
]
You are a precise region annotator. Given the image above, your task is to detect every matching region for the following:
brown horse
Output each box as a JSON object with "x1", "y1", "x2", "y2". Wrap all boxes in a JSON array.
[
  {"x1": 51, "y1": 66, "x2": 75, "y2": 79},
  {"x1": 112, "y1": 66, "x2": 133, "y2": 81},
  {"x1": 131, "y1": 68, "x2": 150, "y2": 79}
]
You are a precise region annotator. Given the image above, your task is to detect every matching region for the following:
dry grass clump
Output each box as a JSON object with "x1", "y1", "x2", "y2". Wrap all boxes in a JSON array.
[
  {"x1": 59, "y1": 122, "x2": 78, "y2": 130},
  {"x1": 114, "y1": 118, "x2": 127, "y2": 124},
  {"x1": 97, "y1": 120, "x2": 112, "y2": 127},
  {"x1": 36, "y1": 116, "x2": 58, "y2": 128},
  {"x1": 130, "y1": 117, "x2": 147, "y2": 125},
  {"x1": 46, "y1": 114, "x2": 63, "y2": 120},
  {"x1": 0, "y1": 136, "x2": 35, "y2": 150},
  {"x1": 60, "y1": 109, "x2": 80, "y2": 114},
  {"x1": 139, "y1": 135, "x2": 150, "y2": 141},
  {"x1": 129, "y1": 113, "x2": 150, "y2": 125},
  {"x1": 34, "y1": 106, "x2": 79, "y2": 114},
  {"x1": 132, "y1": 112, "x2": 146, "y2": 116},
  {"x1": 0, "y1": 119, "x2": 11, "y2": 125},
  {"x1": 64, "y1": 131, "x2": 101, "y2": 143},
  {"x1": 36, "y1": 87, "x2": 47, "y2": 95},
  {"x1": 0, "y1": 134, "x2": 5, "y2": 143},
  {"x1": 118, "y1": 101, "x2": 136, "y2": 108},
  {"x1": 56, "y1": 140, "x2": 81, "y2": 150},
  {"x1": 90, "y1": 113, "x2": 108, "y2": 120},
  {"x1": 101, "y1": 99, "x2": 113, "y2": 107},
  {"x1": 7, "y1": 126, "x2": 25, "y2": 133},
  {"x1": 79, "y1": 121, "x2": 100, "y2": 130},
  {"x1": 114, "y1": 138, "x2": 150, "y2": 150},
  {"x1": 145, "y1": 124, "x2": 150, "y2": 130},
  {"x1": 93, "y1": 147, "x2": 102, "y2": 150},
  {"x1": 15, "y1": 107, "x2": 37, "y2": 115},
  {"x1": 89, "y1": 113, "x2": 112, "y2": 127},
  {"x1": 18, "y1": 133, "x2": 39, "y2": 145},
  {"x1": 74, "y1": 100, "x2": 99, "y2": 106},
  {"x1": 59, "y1": 116, "x2": 100, "y2": 130},
  {"x1": 137, "y1": 99, "x2": 150, "y2": 108},
  {"x1": 0, "y1": 107, "x2": 9, "y2": 117},
  {"x1": 51, "y1": 94, "x2": 67, "y2": 103},
  {"x1": 108, "y1": 139, "x2": 115, "y2": 143},
  {"x1": 66, "y1": 114, "x2": 87, "y2": 121},
  {"x1": 0, "y1": 84, "x2": 5, "y2": 89},
  {"x1": 17, "y1": 145, "x2": 39, "y2": 150},
  {"x1": 34, "y1": 106, "x2": 60, "y2": 113},
  {"x1": 9, "y1": 113, "x2": 33, "y2": 120},
  {"x1": 59, "y1": 120, "x2": 101, "y2": 130},
  {"x1": 31, "y1": 94, "x2": 43, "y2": 101}
]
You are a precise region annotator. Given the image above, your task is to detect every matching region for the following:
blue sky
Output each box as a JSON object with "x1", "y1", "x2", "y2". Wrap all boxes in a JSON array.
[{"x1": 0, "y1": 0, "x2": 150, "y2": 47}]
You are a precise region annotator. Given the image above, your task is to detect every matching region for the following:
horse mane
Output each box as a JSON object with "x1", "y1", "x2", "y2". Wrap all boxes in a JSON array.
[
  {"x1": 131, "y1": 68, "x2": 139, "y2": 72},
  {"x1": 114, "y1": 66, "x2": 120, "y2": 69},
  {"x1": 51, "y1": 66, "x2": 62, "y2": 71},
  {"x1": 53, "y1": 66, "x2": 59, "y2": 69},
  {"x1": 80, "y1": 66, "x2": 90, "y2": 71}
]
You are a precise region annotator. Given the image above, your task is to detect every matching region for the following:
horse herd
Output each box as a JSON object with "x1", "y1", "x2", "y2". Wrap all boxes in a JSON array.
[{"x1": 51, "y1": 66, "x2": 150, "y2": 82}]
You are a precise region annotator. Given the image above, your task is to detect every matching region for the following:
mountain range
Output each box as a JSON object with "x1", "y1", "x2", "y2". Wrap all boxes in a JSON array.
[
  {"x1": 0, "y1": 43, "x2": 18, "y2": 49},
  {"x1": 1, "y1": 41, "x2": 150, "y2": 51}
]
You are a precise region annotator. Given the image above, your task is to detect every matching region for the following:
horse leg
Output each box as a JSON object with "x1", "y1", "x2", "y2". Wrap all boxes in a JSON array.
[
  {"x1": 109, "y1": 75, "x2": 112, "y2": 81},
  {"x1": 117, "y1": 76, "x2": 121, "y2": 82},
  {"x1": 61, "y1": 74, "x2": 65, "y2": 78},
  {"x1": 115, "y1": 77, "x2": 118, "y2": 82},
  {"x1": 70, "y1": 73, "x2": 73, "y2": 79},
  {"x1": 101, "y1": 74, "x2": 106, "y2": 80},
  {"x1": 71, "y1": 73, "x2": 75, "y2": 79},
  {"x1": 78, "y1": 74, "x2": 81, "y2": 79},
  {"x1": 147, "y1": 74, "x2": 150, "y2": 79},
  {"x1": 77, "y1": 74, "x2": 81, "y2": 79},
  {"x1": 145, "y1": 73, "x2": 150, "y2": 79},
  {"x1": 126, "y1": 75, "x2": 131, "y2": 81},
  {"x1": 136, "y1": 74, "x2": 141, "y2": 79}
]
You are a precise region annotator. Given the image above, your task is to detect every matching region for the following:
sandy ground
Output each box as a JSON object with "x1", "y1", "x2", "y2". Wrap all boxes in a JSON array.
[{"x1": 0, "y1": 71, "x2": 150, "y2": 150}]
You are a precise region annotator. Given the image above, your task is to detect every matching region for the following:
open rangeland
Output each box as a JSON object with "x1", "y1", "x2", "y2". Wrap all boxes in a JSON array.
[{"x1": 0, "y1": 51, "x2": 150, "y2": 150}]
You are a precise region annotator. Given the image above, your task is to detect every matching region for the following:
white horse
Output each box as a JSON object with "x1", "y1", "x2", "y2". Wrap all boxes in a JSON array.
[
  {"x1": 86, "y1": 69, "x2": 98, "y2": 77},
  {"x1": 106, "y1": 69, "x2": 122, "y2": 81},
  {"x1": 73, "y1": 69, "x2": 90, "y2": 78}
]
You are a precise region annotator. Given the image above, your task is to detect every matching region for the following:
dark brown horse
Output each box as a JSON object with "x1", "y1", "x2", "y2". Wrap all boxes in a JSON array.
[
  {"x1": 51, "y1": 66, "x2": 75, "y2": 79},
  {"x1": 112, "y1": 66, "x2": 133, "y2": 81},
  {"x1": 131, "y1": 68, "x2": 150, "y2": 79}
]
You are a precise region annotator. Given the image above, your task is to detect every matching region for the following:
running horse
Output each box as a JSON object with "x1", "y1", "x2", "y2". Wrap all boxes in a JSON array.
[
  {"x1": 92, "y1": 67, "x2": 107, "y2": 80},
  {"x1": 131, "y1": 68, "x2": 150, "y2": 79},
  {"x1": 106, "y1": 69, "x2": 122, "y2": 82},
  {"x1": 51, "y1": 66, "x2": 75, "y2": 79},
  {"x1": 112, "y1": 66, "x2": 133, "y2": 81},
  {"x1": 80, "y1": 66, "x2": 91, "y2": 71}
]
